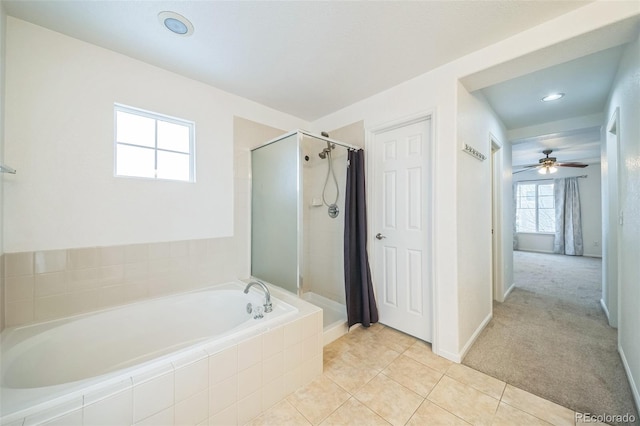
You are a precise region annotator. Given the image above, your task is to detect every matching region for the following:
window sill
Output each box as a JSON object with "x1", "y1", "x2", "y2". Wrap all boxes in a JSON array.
[{"x1": 516, "y1": 232, "x2": 555, "y2": 236}]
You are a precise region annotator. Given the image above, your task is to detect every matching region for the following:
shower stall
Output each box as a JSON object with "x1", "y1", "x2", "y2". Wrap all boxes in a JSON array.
[{"x1": 251, "y1": 130, "x2": 356, "y2": 342}]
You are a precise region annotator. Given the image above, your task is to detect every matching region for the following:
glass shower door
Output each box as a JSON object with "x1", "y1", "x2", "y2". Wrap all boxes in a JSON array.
[{"x1": 251, "y1": 134, "x2": 301, "y2": 294}]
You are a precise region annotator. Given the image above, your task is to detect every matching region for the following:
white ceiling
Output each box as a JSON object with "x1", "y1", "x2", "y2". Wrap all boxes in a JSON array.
[
  {"x1": 510, "y1": 127, "x2": 602, "y2": 169},
  {"x1": 3, "y1": 0, "x2": 592, "y2": 121},
  {"x1": 472, "y1": 18, "x2": 639, "y2": 171},
  {"x1": 479, "y1": 46, "x2": 624, "y2": 170},
  {"x1": 480, "y1": 46, "x2": 624, "y2": 130}
]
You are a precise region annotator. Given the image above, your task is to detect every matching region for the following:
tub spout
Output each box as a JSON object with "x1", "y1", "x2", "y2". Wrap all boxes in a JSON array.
[{"x1": 244, "y1": 280, "x2": 272, "y2": 313}]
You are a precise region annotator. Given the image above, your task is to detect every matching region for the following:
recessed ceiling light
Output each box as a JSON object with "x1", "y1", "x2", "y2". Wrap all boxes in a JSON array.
[
  {"x1": 158, "y1": 11, "x2": 194, "y2": 37},
  {"x1": 541, "y1": 93, "x2": 565, "y2": 102}
]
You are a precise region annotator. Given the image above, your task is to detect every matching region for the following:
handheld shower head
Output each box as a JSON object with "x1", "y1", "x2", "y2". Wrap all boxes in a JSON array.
[{"x1": 318, "y1": 142, "x2": 335, "y2": 159}]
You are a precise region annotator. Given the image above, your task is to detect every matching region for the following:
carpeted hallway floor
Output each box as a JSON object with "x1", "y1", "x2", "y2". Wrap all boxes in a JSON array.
[{"x1": 463, "y1": 251, "x2": 638, "y2": 425}]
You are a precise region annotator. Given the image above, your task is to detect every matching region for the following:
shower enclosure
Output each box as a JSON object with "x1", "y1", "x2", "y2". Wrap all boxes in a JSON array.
[{"x1": 251, "y1": 130, "x2": 355, "y2": 340}]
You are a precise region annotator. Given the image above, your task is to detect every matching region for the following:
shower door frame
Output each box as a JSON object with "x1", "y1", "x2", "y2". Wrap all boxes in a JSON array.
[{"x1": 250, "y1": 129, "x2": 358, "y2": 296}]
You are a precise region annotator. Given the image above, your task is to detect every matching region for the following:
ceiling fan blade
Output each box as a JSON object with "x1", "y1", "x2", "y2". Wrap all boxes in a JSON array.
[
  {"x1": 512, "y1": 165, "x2": 539, "y2": 174},
  {"x1": 557, "y1": 163, "x2": 588, "y2": 168}
]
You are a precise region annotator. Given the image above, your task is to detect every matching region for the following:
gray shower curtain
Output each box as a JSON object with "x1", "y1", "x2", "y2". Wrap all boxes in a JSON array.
[
  {"x1": 344, "y1": 149, "x2": 379, "y2": 328},
  {"x1": 553, "y1": 177, "x2": 584, "y2": 255}
]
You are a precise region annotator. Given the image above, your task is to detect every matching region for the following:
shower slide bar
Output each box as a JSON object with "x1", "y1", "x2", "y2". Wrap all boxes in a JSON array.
[
  {"x1": 251, "y1": 129, "x2": 359, "y2": 152},
  {"x1": 0, "y1": 164, "x2": 16, "y2": 174}
]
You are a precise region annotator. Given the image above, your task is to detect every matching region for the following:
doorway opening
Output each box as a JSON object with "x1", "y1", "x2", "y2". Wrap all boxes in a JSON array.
[
  {"x1": 603, "y1": 107, "x2": 620, "y2": 327},
  {"x1": 491, "y1": 135, "x2": 504, "y2": 303}
]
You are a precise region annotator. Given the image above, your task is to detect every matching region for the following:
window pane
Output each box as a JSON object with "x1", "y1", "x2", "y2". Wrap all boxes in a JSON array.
[
  {"x1": 157, "y1": 120, "x2": 190, "y2": 153},
  {"x1": 116, "y1": 111, "x2": 155, "y2": 148},
  {"x1": 515, "y1": 182, "x2": 557, "y2": 234},
  {"x1": 157, "y1": 151, "x2": 190, "y2": 181},
  {"x1": 539, "y1": 209, "x2": 556, "y2": 232},
  {"x1": 116, "y1": 144, "x2": 155, "y2": 178},
  {"x1": 538, "y1": 184, "x2": 554, "y2": 196},
  {"x1": 517, "y1": 209, "x2": 536, "y2": 232},
  {"x1": 519, "y1": 196, "x2": 536, "y2": 209},
  {"x1": 539, "y1": 195, "x2": 554, "y2": 208},
  {"x1": 517, "y1": 184, "x2": 536, "y2": 197}
]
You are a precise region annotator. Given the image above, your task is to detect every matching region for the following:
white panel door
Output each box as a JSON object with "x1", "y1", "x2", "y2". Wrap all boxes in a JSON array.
[{"x1": 373, "y1": 119, "x2": 432, "y2": 341}]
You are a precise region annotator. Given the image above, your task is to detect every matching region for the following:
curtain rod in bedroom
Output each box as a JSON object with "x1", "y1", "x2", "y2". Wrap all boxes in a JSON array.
[{"x1": 515, "y1": 175, "x2": 587, "y2": 183}]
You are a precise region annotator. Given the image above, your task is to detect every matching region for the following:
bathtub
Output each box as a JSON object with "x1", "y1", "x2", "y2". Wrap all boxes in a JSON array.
[{"x1": 1, "y1": 281, "x2": 323, "y2": 425}]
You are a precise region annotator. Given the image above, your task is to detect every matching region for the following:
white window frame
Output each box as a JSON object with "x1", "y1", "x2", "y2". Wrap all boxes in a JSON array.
[
  {"x1": 515, "y1": 181, "x2": 556, "y2": 234},
  {"x1": 114, "y1": 103, "x2": 196, "y2": 182}
]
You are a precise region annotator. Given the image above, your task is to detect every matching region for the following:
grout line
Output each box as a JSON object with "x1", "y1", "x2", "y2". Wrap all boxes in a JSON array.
[
  {"x1": 378, "y1": 371, "x2": 424, "y2": 401},
  {"x1": 285, "y1": 398, "x2": 313, "y2": 426},
  {"x1": 426, "y1": 398, "x2": 474, "y2": 425},
  {"x1": 316, "y1": 396, "x2": 351, "y2": 425},
  {"x1": 498, "y1": 382, "x2": 507, "y2": 401},
  {"x1": 499, "y1": 400, "x2": 556, "y2": 425}
]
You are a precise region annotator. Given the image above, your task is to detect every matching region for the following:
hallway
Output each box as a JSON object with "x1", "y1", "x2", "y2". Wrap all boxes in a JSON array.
[{"x1": 464, "y1": 251, "x2": 638, "y2": 425}]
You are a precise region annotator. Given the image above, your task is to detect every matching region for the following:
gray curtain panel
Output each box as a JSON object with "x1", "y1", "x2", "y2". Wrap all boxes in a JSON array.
[
  {"x1": 553, "y1": 177, "x2": 584, "y2": 256},
  {"x1": 344, "y1": 149, "x2": 379, "y2": 327}
]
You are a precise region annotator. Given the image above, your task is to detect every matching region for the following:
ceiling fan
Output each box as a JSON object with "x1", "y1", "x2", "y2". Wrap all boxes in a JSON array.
[{"x1": 514, "y1": 149, "x2": 589, "y2": 175}]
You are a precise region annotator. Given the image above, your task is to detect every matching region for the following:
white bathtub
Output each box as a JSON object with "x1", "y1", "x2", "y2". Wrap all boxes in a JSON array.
[{"x1": 0, "y1": 281, "x2": 323, "y2": 425}]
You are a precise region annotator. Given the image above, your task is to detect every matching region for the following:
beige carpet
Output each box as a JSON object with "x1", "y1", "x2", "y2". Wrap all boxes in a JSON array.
[{"x1": 463, "y1": 251, "x2": 638, "y2": 425}]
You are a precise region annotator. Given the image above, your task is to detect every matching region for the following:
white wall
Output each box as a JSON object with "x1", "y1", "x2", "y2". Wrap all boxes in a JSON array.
[
  {"x1": 302, "y1": 141, "x2": 348, "y2": 304},
  {"x1": 0, "y1": 4, "x2": 6, "y2": 330},
  {"x1": 4, "y1": 18, "x2": 307, "y2": 253},
  {"x1": 605, "y1": 30, "x2": 640, "y2": 410},
  {"x1": 601, "y1": 118, "x2": 618, "y2": 326},
  {"x1": 501, "y1": 136, "x2": 514, "y2": 297},
  {"x1": 456, "y1": 85, "x2": 510, "y2": 352},
  {"x1": 0, "y1": 5, "x2": 5, "y2": 251},
  {"x1": 312, "y1": 2, "x2": 638, "y2": 361},
  {"x1": 513, "y1": 165, "x2": 602, "y2": 257}
]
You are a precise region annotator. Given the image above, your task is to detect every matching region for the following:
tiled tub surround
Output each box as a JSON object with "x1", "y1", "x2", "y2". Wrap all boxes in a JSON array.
[
  {"x1": 3, "y1": 238, "x2": 238, "y2": 328},
  {"x1": 0, "y1": 281, "x2": 323, "y2": 425}
]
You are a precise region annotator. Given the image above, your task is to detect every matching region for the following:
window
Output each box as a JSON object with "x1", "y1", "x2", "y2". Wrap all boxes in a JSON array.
[
  {"x1": 515, "y1": 182, "x2": 555, "y2": 233},
  {"x1": 114, "y1": 104, "x2": 195, "y2": 182}
]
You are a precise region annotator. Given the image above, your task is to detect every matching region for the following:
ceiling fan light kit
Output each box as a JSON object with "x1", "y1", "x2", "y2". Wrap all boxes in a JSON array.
[
  {"x1": 538, "y1": 165, "x2": 558, "y2": 174},
  {"x1": 515, "y1": 149, "x2": 588, "y2": 175}
]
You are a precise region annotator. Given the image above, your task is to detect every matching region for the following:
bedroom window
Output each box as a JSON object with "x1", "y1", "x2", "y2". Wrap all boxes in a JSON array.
[
  {"x1": 114, "y1": 104, "x2": 195, "y2": 182},
  {"x1": 515, "y1": 182, "x2": 555, "y2": 233}
]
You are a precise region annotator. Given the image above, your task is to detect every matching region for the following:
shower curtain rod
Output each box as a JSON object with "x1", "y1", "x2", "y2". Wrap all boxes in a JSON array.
[
  {"x1": 298, "y1": 130, "x2": 360, "y2": 150},
  {"x1": 516, "y1": 174, "x2": 587, "y2": 183},
  {"x1": 251, "y1": 129, "x2": 359, "y2": 151}
]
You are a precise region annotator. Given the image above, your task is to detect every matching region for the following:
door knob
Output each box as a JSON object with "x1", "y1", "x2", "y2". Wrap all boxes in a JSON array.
[{"x1": 375, "y1": 233, "x2": 386, "y2": 240}]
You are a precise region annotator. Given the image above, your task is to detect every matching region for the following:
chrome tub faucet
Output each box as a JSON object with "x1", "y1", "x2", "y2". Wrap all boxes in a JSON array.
[{"x1": 244, "y1": 280, "x2": 273, "y2": 313}]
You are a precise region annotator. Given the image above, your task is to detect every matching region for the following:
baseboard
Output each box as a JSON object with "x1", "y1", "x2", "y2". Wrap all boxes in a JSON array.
[
  {"x1": 600, "y1": 298, "x2": 610, "y2": 322},
  {"x1": 504, "y1": 282, "x2": 516, "y2": 299},
  {"x1": 437, "y1": 347, "x2": 462, "y2": 363},
  {"x1": 457, "y1": 311, "x2": 493, "y2": 363},
  {"x1": 515, "y1": 248, "x2": 554, "y2": 254},
  {"x1": 619, "y1": 343, "x2": 640, "y2": 414},
  {"x1": 517, "y1": 249, "x2": 602, "y2": 258}
]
